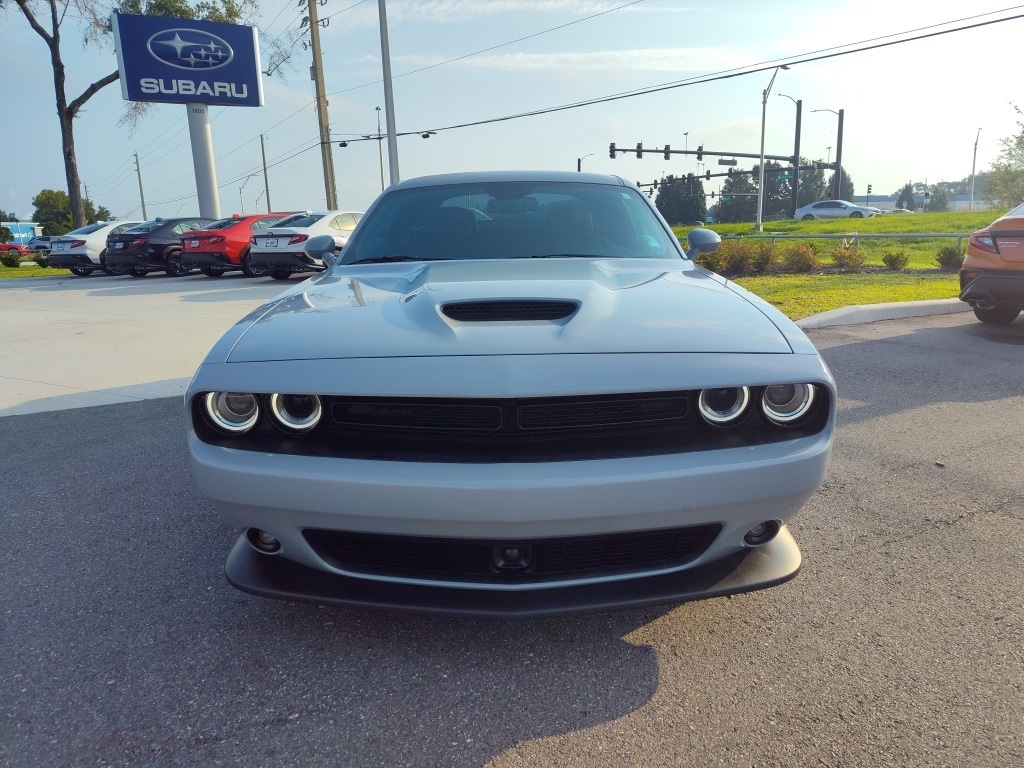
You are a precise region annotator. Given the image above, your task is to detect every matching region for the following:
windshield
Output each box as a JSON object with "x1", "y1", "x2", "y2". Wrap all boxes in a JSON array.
[{"x1": 340, "y1": 181, "x2": 681, "y2": 265}]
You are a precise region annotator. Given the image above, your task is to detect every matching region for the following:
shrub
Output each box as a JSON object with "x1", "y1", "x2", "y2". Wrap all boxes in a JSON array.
[
  {"x1": 831, "y1": 245, "x2": 867, "y2": 272},
  {"x1": 935, "y1": 244, "x2": 965, "y2": 272},
  {"x1": 695, "y1": 249, "x2": 727, "y2": 274},
  {"x1": 1, "y1": 251, "x2": 22, "y2": 268},
  {"x1": 882, "y1": 250, "x2": 910, "y2": 270},
  {"x1": 750, "y1": 242, "x2": 777, "y2": 273},
  {"x1": 33, "y1": 252, "x2": 50, "y2": 268},
  {"x1": 782, "y1": 242, "x2": 821, "y2": 273},
  {"x1": 723, "y1": 240, "x2": 760, "y2": 275}
]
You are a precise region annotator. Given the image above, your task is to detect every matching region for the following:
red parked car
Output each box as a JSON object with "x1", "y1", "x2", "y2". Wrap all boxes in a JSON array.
[
  {"x1": 181, "y1": 213, "x2": 296, "y2": 277},
  {"x1": 1, "y1": 243, "x2": 33, "y2": 257}
]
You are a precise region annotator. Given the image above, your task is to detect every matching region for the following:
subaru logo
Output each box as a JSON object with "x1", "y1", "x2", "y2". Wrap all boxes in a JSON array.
[{"x1": 147, "y1": 28, "x2": 234, "y2": 71}]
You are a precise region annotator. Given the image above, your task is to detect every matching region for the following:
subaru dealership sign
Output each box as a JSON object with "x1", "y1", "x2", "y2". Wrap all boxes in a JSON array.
[{"x1": 113, "y1": 14, "x2": 263, "y2": 107}]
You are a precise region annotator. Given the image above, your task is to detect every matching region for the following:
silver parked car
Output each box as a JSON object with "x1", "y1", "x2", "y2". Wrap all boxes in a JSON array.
[
  {"x1": 795, "y1": 200, "x2": 881, "y2": 220},
  {"x1": 187, "y1": 170, "x2": 836, "y2": 616},
  {"x1": 47, "y1": 221, "x2": 145, "y2": 276},
  {"x1": 246, "y1": 210, "x2": 362, "y2": 279}
]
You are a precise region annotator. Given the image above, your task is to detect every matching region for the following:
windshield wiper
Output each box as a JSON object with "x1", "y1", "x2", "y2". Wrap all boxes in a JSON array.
[
  {"x1": 521, "y1": 254, "x2": 600, "y2": 259},
  {"x1": 346, "y1": 255, "x2": 452, "y2": 265}
]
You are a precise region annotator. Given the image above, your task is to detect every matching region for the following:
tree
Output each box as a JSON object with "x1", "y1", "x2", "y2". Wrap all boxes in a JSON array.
[
  {"x1": 825, "y1": 168, "x2": 855, "y2": 201},
  {"x1": 987, "y1": 108, "x2": 1024, "y2": 209},
  {"x1": 796, "y1": 159, "x2": 828, "y2": 208},
  {"x1": 927, "y1": 185, "x2": 949, "y2": 212},
  {"x1": 655, "y1": 174, "x2": 706, "y2": 225},
  {"x1": 31, "y1": 188, "x2": 111, "y2": 234},
  {"x1": 0, "y1": 226, "x2": 12, "y2": 242},
  {"x1": 0, "y1": 210, "x2": 17, "y2": 222},
  {"x1": 717, "y1": 171, "x2": 758, "y2": 223},
  {"x1": 894, "y1": 183, "x2": 915, "y2": 211},
  {"x1": 4, "y1": 0, "x2": 254, "y2": 228}
]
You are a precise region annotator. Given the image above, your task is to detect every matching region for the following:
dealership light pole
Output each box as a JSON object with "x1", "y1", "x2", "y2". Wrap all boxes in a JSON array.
[
  {"x1": 756, "y1": 65, "x2": 788, "y2": 231},
  {"x1": 378, "y1": 0, "x2": 400, "y2": 185}
]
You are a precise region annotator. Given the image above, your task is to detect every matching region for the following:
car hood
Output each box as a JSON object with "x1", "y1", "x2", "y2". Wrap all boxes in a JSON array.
[{"x1": 223, "y1": 259, "x2": 794, "y2": 362}]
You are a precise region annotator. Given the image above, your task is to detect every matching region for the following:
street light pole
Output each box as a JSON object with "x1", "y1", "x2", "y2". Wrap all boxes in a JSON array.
[
  {"x1": 577, "y1": 153, "x2": 593, "y2": 172},
  {"x1": 375, "y1": 106, "x2": 384, "y2": 191},
  {"x1": 756, "y1": 65, "x2": 789, "y2": 232},
  {"x1": 813, "y1": 108, "x2": 844, "y2": 199},
  {"x1": 970, "y1": 127, "x2": 981, "y2": 211},
  {"x1": 778, "y1": 93, "x2": 802, "y2": 218}
]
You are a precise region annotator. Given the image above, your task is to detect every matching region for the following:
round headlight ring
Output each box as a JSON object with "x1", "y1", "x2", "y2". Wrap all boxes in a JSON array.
[
  {"x1": 204, "y1": 391, "x2": 260, "y2": 434},
  {"x1": 762, "y1": 383, "x2": 816, "y2": 425},
  {"x1": 269, "y1": 393, "x2": 323, "y2": 433},
  {"x1": 698, "y1": 386, "x2": 750, "y2": 426}
]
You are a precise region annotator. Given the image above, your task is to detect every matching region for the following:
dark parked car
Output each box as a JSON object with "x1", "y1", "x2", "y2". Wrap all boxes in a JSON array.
[{"x1": 105, "y1": 217, "x2": 216, "y2": 277}]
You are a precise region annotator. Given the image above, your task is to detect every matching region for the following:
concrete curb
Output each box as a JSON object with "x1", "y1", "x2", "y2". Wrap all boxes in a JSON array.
[{"x1": 797, "y1": 298, "x2": 970, "y2": 330}]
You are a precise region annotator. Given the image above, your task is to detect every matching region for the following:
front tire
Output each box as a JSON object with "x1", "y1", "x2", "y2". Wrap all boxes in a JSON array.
[
  {"x1": 801, "y1": 214, "x2": 814, "y2": 221},
  {"x1": 850, "y1": 211, "x2": 864, "y2": 219},
  {"x1": 973, "y1": 305, "x2": 1021, "y2": 325},
  {"x1": 241, "y1": 252, "x2": 266, "y2": 278},
  {"x1": 164, "y1": 250, "x2": 189, "y2": 277}
]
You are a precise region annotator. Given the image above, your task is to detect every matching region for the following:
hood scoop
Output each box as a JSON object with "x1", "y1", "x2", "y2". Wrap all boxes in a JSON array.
[{"x1": 441, "y1": 300, "x2": 579, "y2": 322}]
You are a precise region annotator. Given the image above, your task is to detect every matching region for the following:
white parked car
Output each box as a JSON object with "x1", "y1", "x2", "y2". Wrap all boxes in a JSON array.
[
  {"x1": 47, "y1": 221, "x2": 145, "y2": 276},
  {"x1": 27, "y1": 235, "x2": 55, "y2": 253},
  {"x1": 246, "y1": 210, "x2": 362, "y2": 279},
  {"x1": 187, "y1": 170, "x2": 836, "y2": 616},
  {"x1": 794, "y1": 200, "x2": 881, "y2": 220}
]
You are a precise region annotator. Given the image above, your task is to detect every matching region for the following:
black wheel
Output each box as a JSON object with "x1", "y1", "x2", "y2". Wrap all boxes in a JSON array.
[
  {"x1": 850, "y1": 211, "x2": 863, "y2": 219},
  {"x1": 801, "y1": 214, "x2": 814, "y2": 221},
  {"x1": 201, "y1": 266, "x2": 224, "y2": 277},
  {"x1": 270, "y1": 270, "x2": 292, "y2": 280},
  {"x1": 241, "y1": 251, "x2": 266, "y2": 278},
  {"x1": 164, "y1": 249, "x2": 190, "y2": 277},
  {"x1": 973, "y1": 305, "x2": 1021, "y2": 325},
  {"x1": 69, "y1": 265, "x2": 93, "y2": 276},
  {"x1": 129, "y1": 265, "x2": 148, "y2": 277}
]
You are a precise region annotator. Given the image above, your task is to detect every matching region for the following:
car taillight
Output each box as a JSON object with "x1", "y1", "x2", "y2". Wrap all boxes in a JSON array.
[
  {"x1": 969, "y1": 231, "x2": 998, "y2": 254},
  {"x1": 288, "y1": 234, "x2": 309, "y2": 245},
  {"x1": 209, "y1": 236, "x2": 225, "y2": 245},
  {"x1": 71, "y1": 240, "x2": 86, "y2": 248},
  {"x1": 131, "y1": 238, "x2": 147, "y2": 248}
]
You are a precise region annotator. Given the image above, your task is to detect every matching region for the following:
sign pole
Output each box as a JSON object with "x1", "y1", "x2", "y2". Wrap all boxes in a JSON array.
[{"x1": 186, "y1": 103, "x2": 221, "y2": 218}]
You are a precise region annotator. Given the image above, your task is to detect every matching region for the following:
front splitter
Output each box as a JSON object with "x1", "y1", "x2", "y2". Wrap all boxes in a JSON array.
[{"x1": 223, "y1": 528, "x2": 802, "y2": 618}]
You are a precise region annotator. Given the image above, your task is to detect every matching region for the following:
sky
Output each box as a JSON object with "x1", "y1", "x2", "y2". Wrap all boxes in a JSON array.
[{"x1": 2, "y1": 0, "x2": 1023, "y2": 225}]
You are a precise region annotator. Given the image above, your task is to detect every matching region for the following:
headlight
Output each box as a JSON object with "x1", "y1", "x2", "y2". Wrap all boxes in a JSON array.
[
  {"x1": 761, "y1": 383, "x2": 816, "y2": 425},
  {"x1": 698, "y1": 387, "x2": 750, "y2": 425},
  {"x1": 204, "y1": 392, "x2": 260, "y2": 433},
  {"x1": 269, "y1": 393, "x2": 323, "y2": 432}
]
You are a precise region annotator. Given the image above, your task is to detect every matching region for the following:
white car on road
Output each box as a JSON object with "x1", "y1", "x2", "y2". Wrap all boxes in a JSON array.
[
  {"x1": 794, "y1": 200, "x2": 881, "y2": 220},
  {"x1": 47, "y1": 221, "x2": 145, "y2": 276},
  {"x1": 246, "y1": 210, "x2": 362, "y2": 279}
]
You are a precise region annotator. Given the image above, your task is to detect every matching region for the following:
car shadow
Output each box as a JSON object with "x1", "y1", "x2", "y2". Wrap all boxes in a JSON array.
[{"x1": 1, "y1": 397, "x2": 683, "y2": 767}]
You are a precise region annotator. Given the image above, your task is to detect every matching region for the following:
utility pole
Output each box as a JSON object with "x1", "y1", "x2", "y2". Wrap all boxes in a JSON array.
[
  {"x1": 307, "y1": 0, "x2": 338, "y2": 209},
  {"x1": 134, "y1": 152, "x2": 148, "y2": 220},
  {"x1": 378, "y1": 0, "x2": 400, "y2": 185},
  {"x1": 260, "y1": 134, "x2": 272, "y2": 213},
  {"x1": 833, "y1": 109, "x2": 844, "y2": 199},
  {"x1": 790, "y1": 100, "x2": 802, "y2": 218}
]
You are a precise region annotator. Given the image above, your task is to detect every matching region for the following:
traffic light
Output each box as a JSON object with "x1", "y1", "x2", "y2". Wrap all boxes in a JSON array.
[
  {"x1": 710, "y1": 191, "x2": 716, "y2": 198},
  {"x1": 663, "y1": 145, "x2": 671, "y2": 160},
  {"x1": 609, "y1": 142, "x2": 616, "y2": 159},
  {"x1": 696, "y1": 145, "x2": 703, "y2": 161},
  {"x1": 867, "y1": 184, "x2": 873, "y2": 194},
  {"x1": 705, "y1": 170, "x2": 711, "y2": 181},
  {"x1": 635, "y1": 142, "x2": 643, "y2": 159}
]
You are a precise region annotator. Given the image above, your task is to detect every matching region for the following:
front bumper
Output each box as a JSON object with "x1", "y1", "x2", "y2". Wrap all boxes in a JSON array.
[
  {"x1": 223, "y1": 527, "x2": 802, "y2": 617},
  {"x1": 960, "y1": 270, "x2": 1024, "y2": 308}
]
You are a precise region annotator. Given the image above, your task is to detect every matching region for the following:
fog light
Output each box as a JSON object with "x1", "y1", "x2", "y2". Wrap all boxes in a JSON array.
[
  {"x1": 247, "y1": 528, "x2": 281, "y2": 554},
  {"x1": 743, "y1": 520, "x2": 781, "y2": 547}
]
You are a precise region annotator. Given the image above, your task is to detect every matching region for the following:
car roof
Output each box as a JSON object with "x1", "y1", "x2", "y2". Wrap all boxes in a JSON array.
[{"x1": 390, "y1": 170, "x2": 633, "y2": 191}]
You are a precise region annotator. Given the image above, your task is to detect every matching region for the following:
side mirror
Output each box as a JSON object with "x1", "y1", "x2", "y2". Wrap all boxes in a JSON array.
[
  {"x1": 304, "y1": 234, "x2": 338, "y2": 268},
  {"x1": 684, "y1": 227, "x2": 721, "y2": 260}
]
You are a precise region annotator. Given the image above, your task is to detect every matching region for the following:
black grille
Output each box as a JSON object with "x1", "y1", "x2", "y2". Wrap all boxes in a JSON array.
[
  {"x1": 192, "y1": 387, "x2": 831, "y2": 462},
  {"x1": 303, "y1": 524, "x2": 722, "y2": 584},
  {"x1": 442, "y1": 300, "x2": 578, "y2": 321}
]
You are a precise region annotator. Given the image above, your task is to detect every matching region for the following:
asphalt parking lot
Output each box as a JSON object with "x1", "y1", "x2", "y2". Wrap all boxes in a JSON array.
[{"x1": 2, "y1": 273, "x2": 1022, "y2": 767}]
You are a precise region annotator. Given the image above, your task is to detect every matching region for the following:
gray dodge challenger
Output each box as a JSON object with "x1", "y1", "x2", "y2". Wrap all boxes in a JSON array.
[{"x1": 187, "y1": 170, "x2": 835, "y2": 616}]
